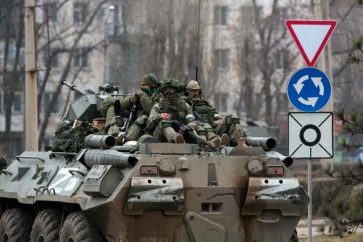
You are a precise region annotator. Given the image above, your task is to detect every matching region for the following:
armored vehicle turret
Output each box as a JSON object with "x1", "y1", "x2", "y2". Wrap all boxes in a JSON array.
[{"x1": 0, "y1": 82, "x2": 308, "y2": 242}]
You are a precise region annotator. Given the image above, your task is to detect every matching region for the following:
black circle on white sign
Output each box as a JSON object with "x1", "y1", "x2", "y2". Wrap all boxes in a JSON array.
[{"x1": 299, "y1": 124, "x2": 321, "y2": 146}]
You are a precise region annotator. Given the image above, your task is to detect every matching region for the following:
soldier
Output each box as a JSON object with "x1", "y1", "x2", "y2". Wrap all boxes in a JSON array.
[
  {"x1": 146, "y1": 78, "x2": 197, "y2": 143},
  {"x1": 119, "y1": 74, "x2": 159, "y2": 141},
  {"x1": 185, "y1": 80, "x2": 247, "y2": 147},
  {"x1": 101, "y1": 74, "x2": 159, "y2": 142}
]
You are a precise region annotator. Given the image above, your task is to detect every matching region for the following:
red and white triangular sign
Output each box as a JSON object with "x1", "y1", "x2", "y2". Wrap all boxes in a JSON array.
[{"x1": 286, "y1": 20, "x2": 336, "y2": 67}]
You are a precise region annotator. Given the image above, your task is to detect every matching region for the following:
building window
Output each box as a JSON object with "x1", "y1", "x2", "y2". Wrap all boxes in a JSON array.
[
  {"x1": 73, "y1": 48, "x2": 89, "y2": 67},
  {"x1": 112, "y1": 4, "x2": 123, "y2": 36},
  {"x1": 12, "y1": 92, "x2": 23, "y2": 113},
  {"x1": 214, "y1": 6, "x2": 228, "y2": 25},
  {"x1": 48, "y1": 2, "x2": 57, "y2": 23},
  {"x1": 214, "y1": 92, "x2": 228, "y2": 111},
  {"x1": 74, "y1": 2, "x2": 88, "y2": 24},
  {"x1": 7, "y1": 41, "x2": 15, "y2": 67},
  {"x1": 214, "y1": 49, "x2": 229, "y2": 70},
  {"x1": 0, "y1": 5, "x2": 3, "y2": 23},
  {"x1": 44, "y1": 92, "x2": 59, "y2": 114},
  {"x1": 241, "y1": 6, "x2": 259, "y2": 25},
  {"x1": 0, "y1": 92, "x2": 2, "y2": 113}
]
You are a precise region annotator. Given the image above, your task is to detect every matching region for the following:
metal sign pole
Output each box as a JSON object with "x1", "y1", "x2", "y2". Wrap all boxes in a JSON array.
[{"x1": 308, "y1": 158, "x2": 312, "y2": 242}]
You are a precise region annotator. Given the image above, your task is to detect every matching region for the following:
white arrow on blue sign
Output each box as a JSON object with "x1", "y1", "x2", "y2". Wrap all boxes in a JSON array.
[{"x1": 287, "y1": 67, "x2": 331, "y2": 112}]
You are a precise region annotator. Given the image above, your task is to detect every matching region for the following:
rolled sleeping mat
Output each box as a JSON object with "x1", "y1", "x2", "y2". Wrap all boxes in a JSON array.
[
  {"x1": 84, "y1": 134, "x2": 116, "y2": 149},
  {"x1": 83, "y1": 149, "x2": 138, "y2": 168},
  {"x1": 244, "y1": 137, "x2": 277, "y2": 151}
]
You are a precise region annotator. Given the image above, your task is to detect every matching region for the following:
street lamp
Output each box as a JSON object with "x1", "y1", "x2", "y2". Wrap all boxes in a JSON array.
[{"x1": 104, "y1": 5, "x2": 115, "y2": 83}]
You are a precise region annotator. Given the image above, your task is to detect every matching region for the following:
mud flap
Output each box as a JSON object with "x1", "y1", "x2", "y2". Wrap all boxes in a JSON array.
[{"x1": 242, "y1": 177, "x2": 308, "y2": 242}]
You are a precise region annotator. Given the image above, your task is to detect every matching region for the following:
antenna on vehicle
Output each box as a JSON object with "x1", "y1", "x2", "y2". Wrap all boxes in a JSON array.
[{"x1": 195, "y1": 0, "x2": 201, "y2": 82}]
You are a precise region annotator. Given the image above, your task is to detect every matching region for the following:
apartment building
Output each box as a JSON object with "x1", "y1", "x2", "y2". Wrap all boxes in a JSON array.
[{"x1": 0, "y1": 0, "x2": 312, "y2": 155}]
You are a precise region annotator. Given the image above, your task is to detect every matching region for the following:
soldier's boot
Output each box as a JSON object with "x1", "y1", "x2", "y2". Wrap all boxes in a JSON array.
[
  {"x1": 163, "y1": 127, "x2": 184, "y2": 143},
  {"x1": 220, "y1": 133, "x2": 230, "y2": 146},
  {"x1": 236, "y1": 137, "x2": 248, "y2": 147},
  {"x1": 174, "y1": 134, "x2": 185, "y2": 143},
  {"x1": 228, "y1": 123, "x2": 246, "y2": 144},
  {"x1": 206, "y1": 131, "x2": 222, "y2": 147},
  {"x1": 209, "y1": 137, "x2": 221, "y2": 147}
]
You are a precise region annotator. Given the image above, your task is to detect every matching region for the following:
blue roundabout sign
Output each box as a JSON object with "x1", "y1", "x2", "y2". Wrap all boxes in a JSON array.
[{"x1": 287, "y1": 67, "x2": 331, "y2": 112}]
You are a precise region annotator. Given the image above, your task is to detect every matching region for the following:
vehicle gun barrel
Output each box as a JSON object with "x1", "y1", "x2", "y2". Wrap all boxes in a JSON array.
[
  {"x1": 83, "y1": 149, "x2": 138, "y2": 168},
  {"x1": 245, "y1": 137, "x2": 276, "y2": 151},
  {"x1": 84, "y1": 135, "x2": 116, "y2": 149},
  {"x1": 61, "y1": 80, "x2": 86, "y2": 95}
]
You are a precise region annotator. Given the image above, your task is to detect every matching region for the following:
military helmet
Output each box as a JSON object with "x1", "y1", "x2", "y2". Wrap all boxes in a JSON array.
[
  {"x1": 186, "y1": 80, "x2": 200, "y2": 90},
  {"x1": 140, "y1": 73, "x2": 158, "y2": 88},
  {"x1": 160, "y1": 78, "x2": 179, "y2": 90}
]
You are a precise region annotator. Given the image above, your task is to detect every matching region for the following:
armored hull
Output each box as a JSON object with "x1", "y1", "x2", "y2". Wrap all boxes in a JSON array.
[{"x1": 0, "y1": 142, "x2": 307, "y2": 242}]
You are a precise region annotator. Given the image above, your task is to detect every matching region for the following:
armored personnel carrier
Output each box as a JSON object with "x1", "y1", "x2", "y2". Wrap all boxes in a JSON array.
[{"x1": 0, "y1": 82, "x2": 308, "y2": 242}]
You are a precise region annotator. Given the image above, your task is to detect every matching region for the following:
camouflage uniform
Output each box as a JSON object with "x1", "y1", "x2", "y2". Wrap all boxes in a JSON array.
[
  {"x1": 101, "y1": 74, "x2": 158, "y2": 142},
  {"x1": 119, "y1": 92, "x2": 152, "y2": 141},
  {"x1": 146, "y1": 79, "x2": 196, "y2": 143},
  {"x1": 185, "y1": 80, "x2": 246, "y2": 146},
  {"x1": 52, "y1": 120, "x2": 97, "y2": 153},
  {"x1": 101, "y1": 96, "x2": 123, "y2": 133}
]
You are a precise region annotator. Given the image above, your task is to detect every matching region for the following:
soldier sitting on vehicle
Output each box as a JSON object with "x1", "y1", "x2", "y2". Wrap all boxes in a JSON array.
[
  {"x1": 101, "y1": 74, "x2": 159, "y2": 143},
  {"x1": 146, "y1": 78, "x2": 199, "y2": 143},
  {"x1": 119, "y1": 74, "x2": 159, "y2": 141},
  {"x1": 184, "y1": 80, "x2": 247, "y2": 147}
]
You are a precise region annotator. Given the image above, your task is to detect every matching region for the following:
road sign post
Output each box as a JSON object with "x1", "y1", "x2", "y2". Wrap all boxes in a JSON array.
[
  {"x1": 288, "y1": 112, "x2": 334, "y2": 242},
  {"x1": 286, "y1": 19, "x2": 336, "y2": 242}
]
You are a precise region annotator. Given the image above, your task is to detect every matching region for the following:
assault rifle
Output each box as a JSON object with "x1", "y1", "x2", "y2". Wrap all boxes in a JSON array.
[
  {"x1": 123, "y1": 102, "x2": 138, "y2": 133},
  {"x1": 170, "y1": 121, "x2": 217, "y2": 152},
  {"x1": 193, "y1": 111, "x2": 207, "y2": 123}
]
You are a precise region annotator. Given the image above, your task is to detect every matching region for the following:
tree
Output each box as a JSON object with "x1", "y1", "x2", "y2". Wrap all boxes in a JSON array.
[
  {"x1": 324, "y1": 0, "x2": 363, "y2": 231},
  {"x1": 107, "y1": 0, "x2": 204, "y2": 92},
  {"x1": 37, "y1": 0, "x2": 108, "y2": 148},
  {"x1": 0, "y1": 0, "x2": 25, "y2": 157},
  {"x1": 250, "y1": 0, "x2": 299, "y2": 125}
]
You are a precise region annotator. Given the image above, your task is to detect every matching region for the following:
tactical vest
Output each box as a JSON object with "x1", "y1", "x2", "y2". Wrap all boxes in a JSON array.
[
  {"x1": 159, "y1": 98, "x2": 188, "y2": 124},
  {"x1": 191, "y1": 99, "x2": 215, "y2": 124}
]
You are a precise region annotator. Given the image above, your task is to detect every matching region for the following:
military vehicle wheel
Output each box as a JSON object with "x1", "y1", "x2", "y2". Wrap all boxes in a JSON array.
[
  {"x1": 30, "y1": 209, "x2": 61, "y2": 242},
  {"x1": 60, "y1": 211, "x2": 105, "y2": 242},
  {"x1": 0, "y1": 208, "x2": 33, "y2": 242},
  {"x1": 289, "y1": 229, "x2": 299, "y2": 242}
]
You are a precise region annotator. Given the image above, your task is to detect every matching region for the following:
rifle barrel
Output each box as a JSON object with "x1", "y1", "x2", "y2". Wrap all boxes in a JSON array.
[{"x1": 61, "y1": 80, "x2": 86, "y2": 95}]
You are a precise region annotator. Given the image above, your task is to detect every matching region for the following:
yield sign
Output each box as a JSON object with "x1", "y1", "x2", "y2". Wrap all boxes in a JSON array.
[{"x1": 286, "y1": 20, "x2": 336, "y2": 67}]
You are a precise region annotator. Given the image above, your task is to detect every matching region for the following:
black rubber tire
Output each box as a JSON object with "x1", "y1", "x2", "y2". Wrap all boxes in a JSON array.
[
  {"x1": 289, "y1": 229, "x2": 299, "y2": 242},
  {"x1": 59, "y1": 211, "x2": 105, "y2": 242},
  {"x1": 30, "y1": 209, "x2": 61, "y2": 242},
  {"x1": 0, "y1": 208, "x2": 33, "y2": 242}
]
